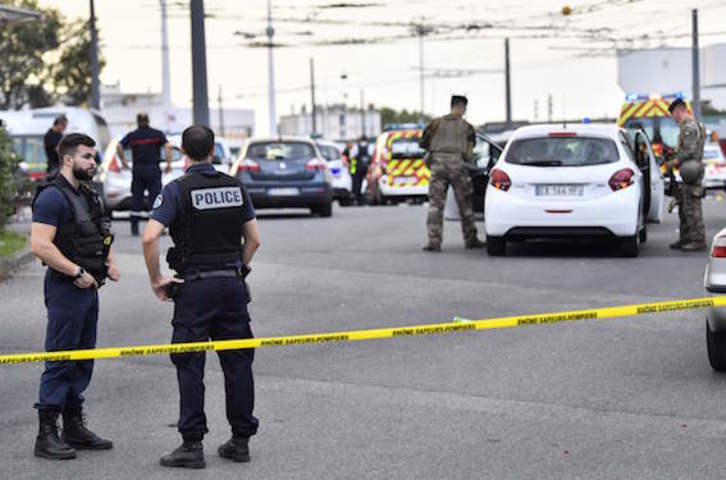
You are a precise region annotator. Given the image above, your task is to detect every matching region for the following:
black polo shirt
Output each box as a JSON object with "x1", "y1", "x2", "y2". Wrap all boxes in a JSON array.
[{"x1": 120, "y1": 126, "x2": 168, "y2": 168}]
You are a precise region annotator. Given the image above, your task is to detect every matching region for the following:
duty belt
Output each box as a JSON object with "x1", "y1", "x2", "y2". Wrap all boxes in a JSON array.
[{"x1": 182, "y1": 266, "x2": 249, "y2": 281}]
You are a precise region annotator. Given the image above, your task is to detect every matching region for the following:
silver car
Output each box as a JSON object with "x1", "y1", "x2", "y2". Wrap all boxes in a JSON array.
[{"x1": 703, "y1": 228, "x2": 726, "y2": 370}]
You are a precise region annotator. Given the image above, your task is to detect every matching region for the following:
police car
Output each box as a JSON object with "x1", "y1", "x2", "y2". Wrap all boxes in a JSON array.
[
  {"x1": 316, "y1": 139, "x2": 352, "y2": 206},
  {"x1": 484, "y1": 123, "x2": 665, "y2": 257},
  {"x1": 703, "y1": 142, "x2": 726, "y2": 191}
]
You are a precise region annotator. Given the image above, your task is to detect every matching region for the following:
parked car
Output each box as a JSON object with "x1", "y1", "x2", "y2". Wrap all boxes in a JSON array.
[
  {"x1": 167, "y1": 134, "x2": 234, "y2": 173},
  {"x1": 484, "y1": 123, "x2": 665, "y2": 257},
  {"x1": 316, "y1": 140, "x2": 352, "y2": 206},
  {"x1": 95, "y1": 136, "x2": 184, "y2": 214},
  {"x1": 703, "y1": 142, "x2": 726, "y2": 191},
  {"x1": 229, "y1": 137, "x2": 333, "y2": 217},
  {"x1": 704, "y1": 229, "x2": 726, "y2": 371}
]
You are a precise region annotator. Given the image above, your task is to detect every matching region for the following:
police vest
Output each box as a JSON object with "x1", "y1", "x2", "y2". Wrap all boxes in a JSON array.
[
  {"x1": 357, "y1": 142, "x2": 371, "y2": 163},
  {"x1": 167, "y1": 170, "x2": 246, "y2": 273},
  {"x1": 33, "y1": 175, "x2": 113, "y2": 283}
]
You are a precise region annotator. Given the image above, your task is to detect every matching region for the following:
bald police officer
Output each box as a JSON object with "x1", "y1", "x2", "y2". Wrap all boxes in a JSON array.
[
  {"x1": 420, "y1": 95, "x2": 485, "y2": 251},
  {"x1": 142, "y1": 125, "x2": 260, "y2": 469},
  {"x1": 665, "y1": 98, "x2": 707, "y2": 251}
]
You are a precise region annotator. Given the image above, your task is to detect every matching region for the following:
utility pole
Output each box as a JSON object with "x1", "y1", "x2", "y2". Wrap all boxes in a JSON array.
[
  {"x1": 533, "y1": 99, "x2": 539, "y2": 121},
  {"x1": 310, "y1": 57, "x2": 316, "y2": 136},
  {"x1": 504, "y1": 38, "x2": 512, "y2": 129},
  {"x1": 88, "y1": 0, "x2": 100, "y2": 110},
  {"x1": 160, "y1": 0, "x2": 171, "y2": 131},
  {"x1": 692, "y1": 8, "x2": 701, "y2": 121},
  {"x1": 218, "y1": 85, "x2": 225, "y2": 136},
  {"x1": 414, "y1": 20, "x2": 433, "y2": 123},
  {"x1": 547, "y1": 94, "x2": 553, "y2": 122},
  {"x1": 190, "y1": 0, "x2": 209, "y2": 125},
  {"x1": 266, "y1": 0, "x2": 278, "y2": 136},
  {"x1": 360, "y1": 90, "x2": 365, "y2": 137}
]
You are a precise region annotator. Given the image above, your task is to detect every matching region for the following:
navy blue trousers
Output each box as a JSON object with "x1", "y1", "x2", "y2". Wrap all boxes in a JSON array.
[
  {"x1": 36, "y1": 273, "x2": 99, "y2": 412},
  {"x1": 130, "y1": 166, "x2": 161, "y2": 224},
  {"x1": 170, "y1": 276, "x2": 258, "y2": 441}
]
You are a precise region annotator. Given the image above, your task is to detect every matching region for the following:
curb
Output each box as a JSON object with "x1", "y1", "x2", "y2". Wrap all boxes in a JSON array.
[{"x1": 0, "y1": 247, "x2": 34, "y2": 281}]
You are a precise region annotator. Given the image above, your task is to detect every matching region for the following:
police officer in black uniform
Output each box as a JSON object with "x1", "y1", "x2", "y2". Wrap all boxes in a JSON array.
[
  {"x1": 30, "y1": 133, "x2": 119, "y2": 460},
  {"x1": 350, "y1": 135, "x2": 372, "y2": 206},
  {"x1": 117, "y1": 113, "x2": 172, "y2": 236},
  {"x1": 142, "y1": 125, "x2": 260, "y2": 469}
]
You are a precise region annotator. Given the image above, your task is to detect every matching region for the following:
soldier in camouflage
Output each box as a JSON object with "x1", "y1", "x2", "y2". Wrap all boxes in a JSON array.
[
  {"x1": 420, "y1": 95, "x2": 485, "y2": 252},
  {"x1": 665, "y1": 98, "x2": 707, "y2": 251}
]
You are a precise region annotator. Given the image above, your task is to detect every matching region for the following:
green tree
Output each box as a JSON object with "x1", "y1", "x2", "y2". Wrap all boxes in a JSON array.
[
  {"x1": 52, "y1": 19, "x2": 106, "y2": 106},
  {"x1": 701, "y1": 100, "x2": 726, "y2": 116},
  {"x1": 0, "y1": 0, "x2": 61, "y2": 109},
  {"x1": 380, "y1": 107, "x2": 432, "y2": 126},
  {"x1": 0, "y1": 126, "x2": 19, "y2": 228}
]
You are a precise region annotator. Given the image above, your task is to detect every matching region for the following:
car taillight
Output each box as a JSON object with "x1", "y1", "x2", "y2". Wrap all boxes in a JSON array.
[
  {"x1": 489, "y1": 169, "x2": 511, "y2": 191},
  {"x1": 609, "y1": 168, "x2": 635, "y2": 191},
  {"x1": 108, "y1": 156, "x2": 120, "y2": 173},
  {"x1": 712, "y1": 237, "x2": 726, "y2": 258},
  {"x1": 306, "y1": 159, "x2": 327, "y2": 171},
  {"x1": 238, "y1": 158, "x2": 260, "y2": 172}
]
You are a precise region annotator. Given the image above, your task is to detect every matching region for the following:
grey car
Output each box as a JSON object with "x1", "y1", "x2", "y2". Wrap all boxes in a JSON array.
[{"x1": 703, "y1": 227, "x2": 726, "y2": 370}]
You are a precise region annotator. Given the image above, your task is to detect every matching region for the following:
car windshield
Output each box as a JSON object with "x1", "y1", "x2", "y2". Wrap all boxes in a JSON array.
[
  {"x1": 317, "y1": 144, "x2": 341, "y2": 161},
  {"x1": 247, "y1": 142, "x2": 315, "y2": 160},
  {"x1": 390, "y1": 137, "x2": 424, "y2": 158},
  {"x1": 506, "y1": 136, "x2": 619, "y2": 166},
  {"x1": 625, "y1": 117, "x2": 680, "y2": 149},
  {"x1": 704, "y1": 148, "x2": 723, "y2": 160}
]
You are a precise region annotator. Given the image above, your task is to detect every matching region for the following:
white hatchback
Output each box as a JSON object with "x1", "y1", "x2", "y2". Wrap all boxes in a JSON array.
[
  {"x1": 484, "y1": 124, "x2": 665, "y2": 257},
  {"x1": 703, "y1": 142, "x2": 726, "y2": 190}
]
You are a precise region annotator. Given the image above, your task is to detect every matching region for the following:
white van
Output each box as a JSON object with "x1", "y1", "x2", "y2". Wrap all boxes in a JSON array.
[{"x1": 0, "y1": 107, "x2": 111, "y2": 180}]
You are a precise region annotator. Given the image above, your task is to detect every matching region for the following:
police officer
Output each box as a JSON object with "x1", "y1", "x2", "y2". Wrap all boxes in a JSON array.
[
  {"x1": 30, "y1": 133, "x2": 119, "y2": 460},
  {"x1": 117, "y1": 113, "x2": 172, "y2": 236},
  {"x1": 44, "y1": 115, "x2": 67, "y2": 174},
  {"x1": 349, "y1": 135, "x2": 372, "y2": 206},
  {"x1": 664, "y1": 98, "x2": 707, "y2": 251},
  {"x1": 420, "y1": 95, "x2": 485, "y2": 251},
  {"x1": 142, "y1": 125, "x2": 260, "y2": 469}
]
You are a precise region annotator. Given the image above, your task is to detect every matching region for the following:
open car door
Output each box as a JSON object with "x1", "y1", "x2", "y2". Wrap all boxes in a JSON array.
[{"x1": 634, "y1": 130, "x2": 665, "y2": 223}]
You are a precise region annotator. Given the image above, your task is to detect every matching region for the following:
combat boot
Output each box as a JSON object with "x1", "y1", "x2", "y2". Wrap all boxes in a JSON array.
[
  {"x1": 465, "y1": 238, "x2": 486, "y2": 249},
  {"x1": 422, "y1": 243, "x2": 441, "y2": 252},
  {"x1": 35, "y1": 410, "x2": 76, "y2": 460},
  {"x1": 62, "y1": 407, "x2": 113, "y2": 450},
  {"x1": 218, "y1": 435, "x2": 250, "y2": 463},
  {"x1": 669, "y1": 239, "x2": 684, "y2": 250},
  {"x1": 160, "y1": 441, "x2": 205, "y2": 469},
  {"x1": 680, "y1": 242, "x2": 707, "y2": 252}
]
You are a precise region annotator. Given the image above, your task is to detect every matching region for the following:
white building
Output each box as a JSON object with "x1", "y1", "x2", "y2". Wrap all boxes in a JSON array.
[
  {"x1": 617, "y1": 43, "x2": 726, "y2": 109},
  {"x1": 279, "y1": 104, "x2": 382, "y2": 141},
  {"x1": 100, "y1": 83, "x2": 255, "y2": 139}
]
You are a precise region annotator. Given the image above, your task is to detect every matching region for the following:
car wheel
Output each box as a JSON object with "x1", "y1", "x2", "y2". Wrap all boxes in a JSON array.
[
  {"x1": 339, "y1": 196, "x2": 352, "y2": 207},
  {"x1": 313, "y1": 201, "x2": 333, "y2": 218},
  {"x1": 639, "y1": 226, "x2": 648, "y2": 244},
  {"x1": 619, "y1": 234, "x2": 640, "y2": 257},
  {"x1": 486, "y1": 235, "x2": 506, "y2": 256},
  {"x1": 707, "y1": 321, "x2": 726, "y2": 372},
  {"x1": 374, "y1": 188, "x2": 386, "y2": 206}
]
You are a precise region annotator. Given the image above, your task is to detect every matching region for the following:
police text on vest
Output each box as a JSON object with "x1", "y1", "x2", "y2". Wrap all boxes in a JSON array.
[{"x1": 191, "y1": 187, "x2": 244, "y2": 210}]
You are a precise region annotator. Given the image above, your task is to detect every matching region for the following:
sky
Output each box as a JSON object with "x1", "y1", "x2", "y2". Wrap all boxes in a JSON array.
[{"x1": 37, "y1": 0, "x2": 726, "y2": 136}]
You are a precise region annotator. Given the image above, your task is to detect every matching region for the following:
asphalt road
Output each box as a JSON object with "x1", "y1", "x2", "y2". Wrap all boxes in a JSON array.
[{"x1": 2, "y1": 197, "x2": 726, "y2": 479}]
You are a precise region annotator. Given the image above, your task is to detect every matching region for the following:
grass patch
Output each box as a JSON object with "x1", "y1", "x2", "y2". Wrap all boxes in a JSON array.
[{"x1": 0, "y1": 230, "x2": 27, "y2": 258}]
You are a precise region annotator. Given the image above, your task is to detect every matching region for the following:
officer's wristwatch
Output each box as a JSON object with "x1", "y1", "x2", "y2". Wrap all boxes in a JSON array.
[{"x1": 73, "y1": 266, "x2": 85, "y2": 280}]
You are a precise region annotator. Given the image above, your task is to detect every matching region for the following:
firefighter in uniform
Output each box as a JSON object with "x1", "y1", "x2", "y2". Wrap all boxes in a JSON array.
[
  {"x1": 142, "y1": 125, "x2": 260, "y2": 469},
  {"x1": 420, "y1": 95, "x2": 485, "y2": 251},
  {"x1": 664, "y1": 98, "x2": 707, "y2": 251},
  {"x1": 30, "y1": 133, "x2": 119, "y2": 460},
  {"x1": 350, "y1": 135, "x2": 372, "y2": 206},
  {"x1": 117, "y1": 113, "x2": 173, "y2": 236}
]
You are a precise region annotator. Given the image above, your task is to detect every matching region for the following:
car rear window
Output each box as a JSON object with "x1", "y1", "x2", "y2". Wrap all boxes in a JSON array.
[
  {"x1": 506, "y1": 136, "x2": 619, "y2": 167},
  {"x1": 390, "y1": 137, "x2": 424, "y2": 159},
  {"x1": 247, "y1": 142, "x2": 316, "y2": 160},
  {"x1": 317, "y1": 144, "x2": 341, "y2": 161}
]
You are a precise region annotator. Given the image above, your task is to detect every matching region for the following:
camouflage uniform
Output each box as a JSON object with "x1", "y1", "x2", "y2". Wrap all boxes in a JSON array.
[
  {"x1": 420, "y1": 114, "x2": 479, "y2": 249},
  {"x1": 675, "y1": 117, "x2": 706, "y2": 248}
]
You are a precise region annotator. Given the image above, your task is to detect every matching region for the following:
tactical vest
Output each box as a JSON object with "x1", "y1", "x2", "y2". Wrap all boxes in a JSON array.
[
  {"x1": 357, "y1": 142, "x2": 371, "y2": 163},
  {"x1": 33, "y1": 175, "x2": 113, "y2": 283},
  {"x1": 429, "y1": 116, "x2": 469, "y2": 156},
  {"x1": 167, "y1": 170, "x2": 246, "y2": 274}
]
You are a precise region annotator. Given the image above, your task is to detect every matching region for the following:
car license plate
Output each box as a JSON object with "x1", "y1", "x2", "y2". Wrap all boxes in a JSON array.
[
  {"x1": 535, "y1": 185, "x2": 584, "y2": 197},
  {"x1": 268, "y1": 187, "x2": 300, "y2": 196},
  {"x1": 393, "y1": 176, "x2": 416, "y2": 185}
]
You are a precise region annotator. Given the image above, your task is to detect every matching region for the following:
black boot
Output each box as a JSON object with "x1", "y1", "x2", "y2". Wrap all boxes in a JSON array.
[
  {"x1": 62, "y1": 407, "x2": 113, "y2": 450},
  {"x1": 160, "y1": 441, "x2": 205, "y2": 469},
  {"x1": 218, "y1": 436, "x2": 250, "y2": 463},
  {"x1": 35, "y1": 410, "x2": 76, "y2": 460}
]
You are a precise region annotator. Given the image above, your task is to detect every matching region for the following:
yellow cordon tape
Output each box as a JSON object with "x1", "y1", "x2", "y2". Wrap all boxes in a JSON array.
[{"x1": 1, "y1": 296, "x2": 724, "y2": 365}]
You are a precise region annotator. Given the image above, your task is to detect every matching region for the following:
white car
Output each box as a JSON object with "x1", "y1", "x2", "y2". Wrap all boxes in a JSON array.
[
  {"x1": 167, "y1": 134, "x2": 234, "y2": 173},
  {"x1": 703, "y1": 142, "x2": 726, "y2": 190},
  {"x1": 704, "y1": 228, "x2": 726, "y2": 371},
  {"x1": 484, "y1": 123, "x2": 665, "y2": 257},
  {"x1": 316, "y1": 140, "x2": 352, "y2": 206}
]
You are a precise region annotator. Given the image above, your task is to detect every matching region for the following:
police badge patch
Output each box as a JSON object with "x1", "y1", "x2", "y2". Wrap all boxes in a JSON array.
[{"x1": 153, "y1": 194, "x2": 163, "y2": 209}]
